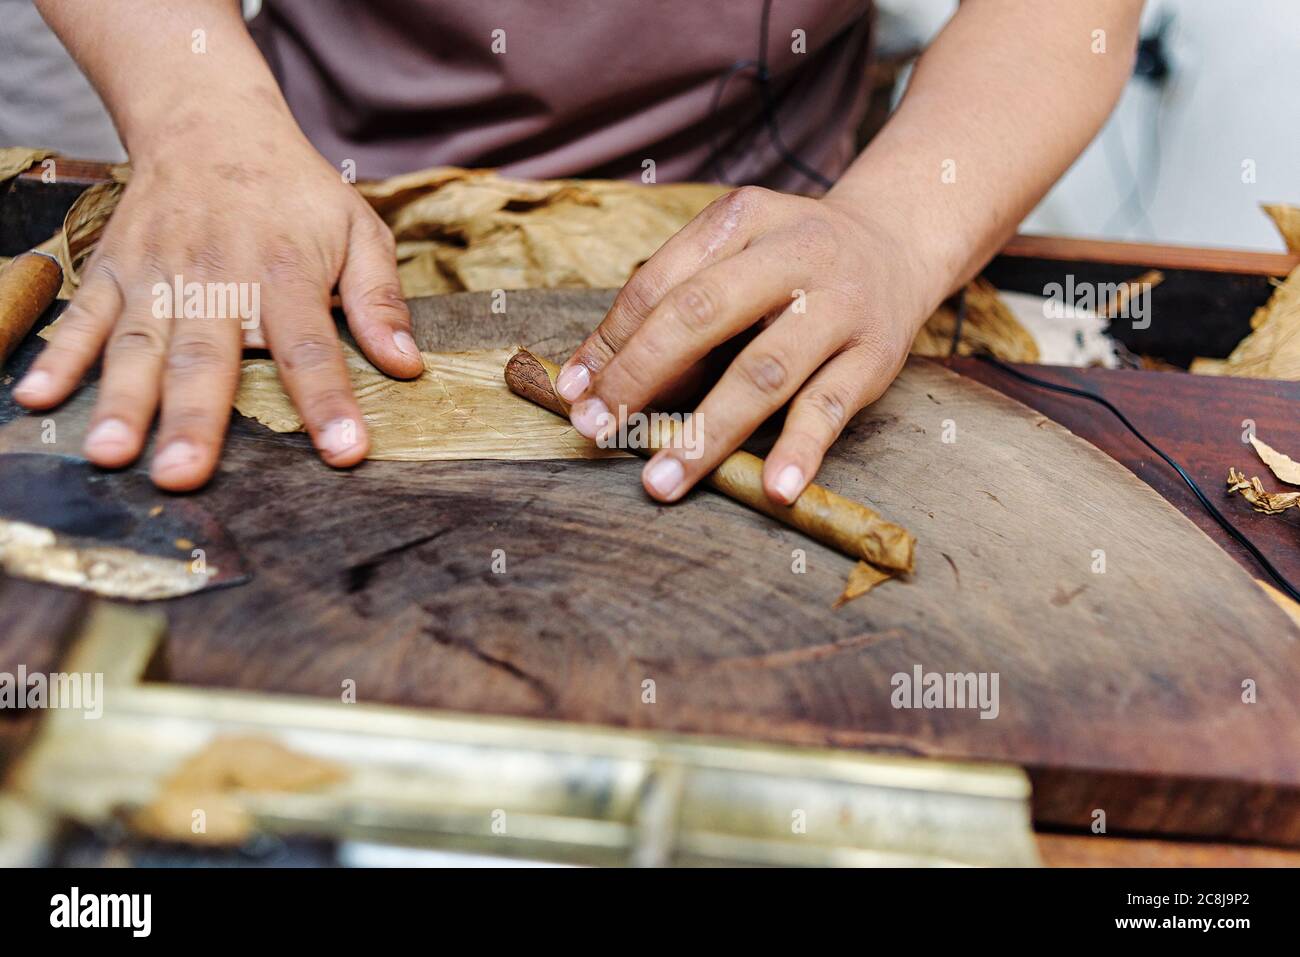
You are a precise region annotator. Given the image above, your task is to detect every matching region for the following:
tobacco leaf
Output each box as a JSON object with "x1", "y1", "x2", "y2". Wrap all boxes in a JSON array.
[
  {"x1": 360, "y1": 167, "x2": 732, "y2": 295},
  {"x1": 1250, "y1": 435, "x2": 1300, "y2": 486},
  {"x1": 0, "y1": 518, "x2": 213, "y2": 600},
  {"x1": 0, "y1": 147, "x2": 56, "y2": 183},
  {"x1": 1192, "y1": 204, "x2": 1300, "y2": 379},
  {"x1": 56, "y1": 181, "x2": 123, "y2": 294},
  {"x1": 130, "y1": 736, "x2": 347, "y2": 846},
  {"x1": 26, "y1": 180, "x2": 126, "y2": 306},
  {"x1": 833, "y1": 561, "x2": 894, "y2": 609},
  {"x1": 235, "y1": 343, "x2": 629, "y2": 462},
  {"x1": 1226, "y1": 467, "x2": 1300, "y2": 514},
  {"x1": 910, "y1": 276, "x2": 1039, "y2": 363},
  {"x1": 19, "y1": 155, "x2": 1038, "y2": 364},
  {"x1": 1262, "y1": 203, "x2": 1300, "y2": 254}
]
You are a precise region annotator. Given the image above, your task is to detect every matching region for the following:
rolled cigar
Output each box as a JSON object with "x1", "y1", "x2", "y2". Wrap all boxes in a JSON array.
[
  {"x1": 0, "y1": 250, "x2": 62, "y2": 368},
  {"x1": 504, "y1": 349, "x2": 915, "y2": 574}
]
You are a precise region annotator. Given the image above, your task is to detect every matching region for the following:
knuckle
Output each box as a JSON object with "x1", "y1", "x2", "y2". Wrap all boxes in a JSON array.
[
  {"x1": 736, "y1": 351, "x2": 789, "y2": 397},
  {"x1": 109, "y1": 323, "x2": 167, "y2": 359},
  {"x1": 712, "y1": 185, "x2": 769, "y2": 220},
  {"x1": 85, "y1": 250, "x2": 122, "y2": 285},
  {"x1": 602, "y1": 353, "x2": 657, "y2": 401},
  {"x1": 611, "y1": 274, "x2": 660, "y2": 324},
  {"x1": 187, "y1": 237, "x2": 229, "y2": 277},
  {"x1": 262, "y1": 240, "x2": 312, "y2": 285},
  {"x1": 282, "y1": 334, "x2": 341, "y2": 374},
  {"x1": 847, "y1": 334, "x2": 904, "y2": 379},
  {"x1": 166, "y1": 337, "x2": 229, "y2": 377},
  {"x1": 140, "y1": 234, "x2": 168, "y2": 278},
  {"x1": 667, "y1": 280, "x2": 724, "y2": 334},
  {"x1": 357, "y1": 281, "x2": 408, "y2": 317},
  {"x1": 589, "y1": 323, "x2": 621, "y2": 363},
  {"x1": 360, "y1": 215, "x2": 397, "y2": 253},
  {"x1": 801, "y1": 387, "x2": 849, "y2": 433}
]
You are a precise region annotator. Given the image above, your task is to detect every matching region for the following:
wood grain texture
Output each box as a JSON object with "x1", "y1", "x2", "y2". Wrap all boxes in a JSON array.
[
  {"x1": 954, "y1": 359, "x2": 1300, "y2": 589},
  {"x1": 1035, "y1": 832, "x2": 1300, "y2": 868},
  {"x1": 1, "y1": 289, "x2": 1299, "y2": 847},
  {"x1": 1000, "y1": 234, "x2": 1299, "y2": 276}
]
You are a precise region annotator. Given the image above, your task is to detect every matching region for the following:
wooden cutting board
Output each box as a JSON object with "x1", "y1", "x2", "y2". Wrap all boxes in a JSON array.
[{"x1": 1, "y1": 288, "x2": 1298, "y2": 844}]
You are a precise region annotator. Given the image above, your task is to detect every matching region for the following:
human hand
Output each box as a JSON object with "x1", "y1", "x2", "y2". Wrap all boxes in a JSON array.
[
  {"x1": 554, "y1": 186, "x2": 931, "y2": 504},
  {"x1": 13, "y1": 118, "x2": 422, "y2": 490}
]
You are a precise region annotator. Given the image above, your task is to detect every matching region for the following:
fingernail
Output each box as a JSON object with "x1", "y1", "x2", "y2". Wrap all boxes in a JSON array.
[
  {"x1": 84, "y1": 418, "x2": 134, "y2": 453},
  {"x1": 774, "y1": 464, "x2": 805, "y2": 503},
  {"x1": 644, "y1": 455, "x2": 685, "y2": 498},
  {"x1": 319, "y1": 418, "x2": 362, "y2": 456},
  {"x1": 152, "y1": 440, "x2": 199, "y2": 475},
  {"x1": 570, "y1": 396, "x2": 609, "y2": 439},
  {"x1": 14, "y1": 370, "x2": 51, "y2": 400},
  {"x1": 393, "y1": 330, "x2": 418, "y2": 358},
  {"x1": 555, "y1": 362, "x2": 590, "y2": 402}
]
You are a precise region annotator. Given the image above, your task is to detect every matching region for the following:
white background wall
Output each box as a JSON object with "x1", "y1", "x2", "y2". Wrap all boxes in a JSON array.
[{"x1": 883, "y1": 0, "x2": 1300, "y2": 252}]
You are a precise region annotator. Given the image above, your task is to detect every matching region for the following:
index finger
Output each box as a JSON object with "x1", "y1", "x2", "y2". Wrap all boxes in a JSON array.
[{"x1": 555, "y1": 186, "x2": 773, "y2": 402}]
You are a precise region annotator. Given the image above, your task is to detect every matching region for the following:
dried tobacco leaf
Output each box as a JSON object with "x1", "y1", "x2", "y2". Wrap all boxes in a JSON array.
[
  {"x1": 23, "y1": 157, "x2": 1044, "y2": 370},
  {"x1": 235, "y1": 343, "x2": 629, "y2": 462},
  {"x1": 1250, "y1": 435, "x2": 1300, "y2": 486},
  {"x1": 57, "y1": 181, "x2": 123, "y2": 290},
  {"x1": 360, "y1": 167, "x2": 731, "y2": 296},
  {"x1": 1226, "y1": 467, "x2": 1300, "y2": 514},
  {"x1": 22, "y1": 157, "x2": 1042, "y2": 365},
  {"x1": 1262, "y1": 203, "x2": 1300, "y2": 254},
  {"x1": 1192, "y1": 265, "x2": 1300, "y2": 380},
  {"x1": 28, "y1": 180, "x2": 125, "y2": 308},
  {"x1": 910, "y1": 276, "x2": 1039, "y2": 363},
  {"x1": 1192, "y1": 205, "x2": 1300, "y2": 380},
  {"x1": 130, "y1": 736, "x2": 347, "y2": 846},
  {"x1": 833, "y1": 561, "x2": 894, "y2": 608},
  {"x1": 0, "y1": 147, "x2": 56, "y2": 183}
]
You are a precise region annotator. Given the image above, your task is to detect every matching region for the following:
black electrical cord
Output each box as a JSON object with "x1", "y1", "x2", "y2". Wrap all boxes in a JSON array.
[
  {"x1": 754, "y1": 0, "x2": 835, "y2": 190},
  {"x1": 971, "y1": 351, "x2": 1300, "y2": 604},
  {"x1": 705, "y1": 0, "x2": 836, "y2": 190},
  {"x1": 704, "y1": 4, "x2": 1295, "y2": 602}
]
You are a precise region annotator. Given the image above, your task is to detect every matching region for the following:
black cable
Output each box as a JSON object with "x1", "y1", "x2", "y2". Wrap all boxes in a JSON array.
[
  {"x1": 706, "y1": 58, "x2": 760, "y2": 185},
  {"x1": 705, "y1": 0, "x2": 836, "y2": 191},
  {"x1": 972, "y1": 352, "x2": 1300, "y2": 604},
  {"x1": 754, "y1": 0, "x2": 835, "y2": 190}
]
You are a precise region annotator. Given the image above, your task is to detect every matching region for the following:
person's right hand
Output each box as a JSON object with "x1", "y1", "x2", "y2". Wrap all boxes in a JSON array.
[{"x1": 13, "y1": 118, "x2": 422, "y2": 491}]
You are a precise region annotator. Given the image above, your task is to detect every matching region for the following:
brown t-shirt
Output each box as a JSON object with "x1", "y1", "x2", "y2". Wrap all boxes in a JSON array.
[{"x1": 249, "y1": 1, "x2": 873, "y2": 191}]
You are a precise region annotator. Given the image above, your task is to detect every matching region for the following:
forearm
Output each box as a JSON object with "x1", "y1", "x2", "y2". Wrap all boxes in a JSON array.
[
  {"x1": 829, "y1": 0, "x2": 1143, "y2": 322},
  {"x1": 33, "y1": 0, "x2": 296, "y2": 161}
]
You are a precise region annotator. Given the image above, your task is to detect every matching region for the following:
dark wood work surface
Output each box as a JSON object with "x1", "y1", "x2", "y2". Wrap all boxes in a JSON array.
[
  {"x1": 953, "y1": 359, "x2": 1300, "y2": 590},
  {"x1": 3, "y1": 288, "x2": 1300, "y2": 863},
  {"x1": 4, "y1": 166, "x2": 1300, "y2": 866}
]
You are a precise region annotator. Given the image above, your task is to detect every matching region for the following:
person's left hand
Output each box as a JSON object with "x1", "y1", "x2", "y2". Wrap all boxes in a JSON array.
[{"x1": 554, "y1": 185, "x2": 933, "y2": 505}]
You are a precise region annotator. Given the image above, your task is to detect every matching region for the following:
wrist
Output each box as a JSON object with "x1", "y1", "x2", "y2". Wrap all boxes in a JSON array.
[
  {"x1": 122, "y1": 91, "x2": 305, "y2": 171},
  {"x1": 820, "y1": 189, "x2": 947, "y2": 337}
]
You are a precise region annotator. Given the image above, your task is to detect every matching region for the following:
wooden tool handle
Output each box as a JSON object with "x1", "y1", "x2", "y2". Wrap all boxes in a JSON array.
[
  {"x1": 0, "y1": 251, "x2": 62, "y2": 367},
  {"x1": 504, "y1": 349, "x2": 915, "y2": 573}
]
